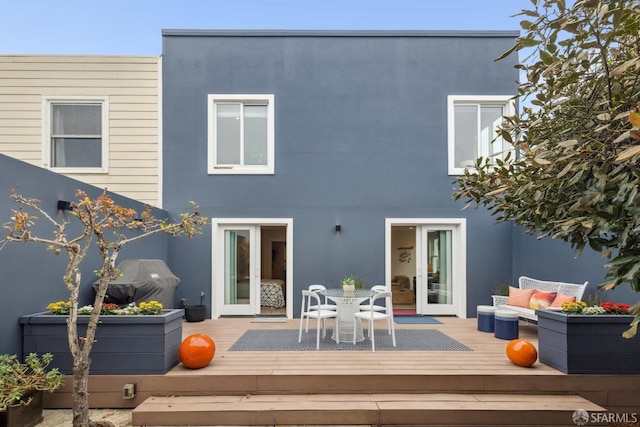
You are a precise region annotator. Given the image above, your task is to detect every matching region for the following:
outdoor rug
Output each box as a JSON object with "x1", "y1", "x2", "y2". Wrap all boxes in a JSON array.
[
  {"x1": 394, "y1": 316, "x2": 442, "y2": 325},
  {"x1": 229, "y1": 329, "x2": 472, "y2": 352}
]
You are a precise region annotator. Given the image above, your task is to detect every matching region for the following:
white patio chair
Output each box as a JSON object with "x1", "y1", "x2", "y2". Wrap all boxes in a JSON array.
[
  {"x1": 306, "y1": 284, "x2": 337, "y2": 331},
  {"x1": 299, "y1": 290, "x2": 339, "y2": 349},
  {"x1": 359, "y1": 284, "x2": 387, "y2": 312},
  {"x1": 353, "y1": 291, "x2": 396, "y2": 352}
]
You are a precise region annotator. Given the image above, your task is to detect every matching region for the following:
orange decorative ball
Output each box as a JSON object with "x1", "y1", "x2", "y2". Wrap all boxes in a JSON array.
[
  {"x1": 506, "y1": 339, "x2": 537, "y2": 367},
  {"x1": 179, "y1": 334, "x2": 216, "y2": 369}
]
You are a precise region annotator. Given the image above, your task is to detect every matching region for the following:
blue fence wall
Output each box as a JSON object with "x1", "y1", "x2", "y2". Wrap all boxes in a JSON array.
[{"x1": 0, "y1": 155, "x2": 170, "y2": 355}]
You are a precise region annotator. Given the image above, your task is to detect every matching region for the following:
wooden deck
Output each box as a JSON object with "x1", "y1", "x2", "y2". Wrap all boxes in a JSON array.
[
  {"x1": 45, "y1": 316, "x2": 640, "y2": 426},
  {"x1": 173, "y1": 316, "x2": 555, "y2": 377}
]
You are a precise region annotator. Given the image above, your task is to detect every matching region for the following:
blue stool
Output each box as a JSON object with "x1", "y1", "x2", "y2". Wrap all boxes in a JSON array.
[
  {"x1": 494, "y1": 309, "x2": 519, "y2": 340},
  {"x1": 477, "y1": 305, "x2": 496, "y2": 332}
]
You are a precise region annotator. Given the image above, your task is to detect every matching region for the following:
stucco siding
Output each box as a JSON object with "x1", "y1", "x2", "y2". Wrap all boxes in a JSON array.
[
  {"x1": 161, "y1": 30, "x2": 521, "y2": 317},
  {"x1": 0, "y1": 55, "x2": 160, "y2": 206}
]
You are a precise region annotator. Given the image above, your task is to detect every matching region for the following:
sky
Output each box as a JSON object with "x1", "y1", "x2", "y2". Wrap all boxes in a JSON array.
[{"x1": 0, "y1": 0, "x2": 533, "y2": 56}]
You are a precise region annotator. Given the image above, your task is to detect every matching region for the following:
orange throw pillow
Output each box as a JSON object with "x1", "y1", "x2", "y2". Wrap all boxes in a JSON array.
[
  {"x1": 551, "y1": 293, "x2": 576, "y2": 308},
  {"x1": 507, "y1": 286, "x2": 535, "y2": 308},
  {"x1": 529, "y1": 290, "x2": 557, "y2": 310}
]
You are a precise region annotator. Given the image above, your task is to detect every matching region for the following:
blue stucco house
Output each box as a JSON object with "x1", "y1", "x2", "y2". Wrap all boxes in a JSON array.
[
  {"x1": 0, "y1": 29, "x2": 627, "y2": 356},
  {"x1": 160, "y1": 30, "x2": 614, "y2": 321}
]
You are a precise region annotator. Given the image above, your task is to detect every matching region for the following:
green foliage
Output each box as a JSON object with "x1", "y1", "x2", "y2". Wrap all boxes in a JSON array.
[
  {"x1": 453, "y1": 0, "x2": 640, "y2": 333},
  {"x1": 0, "y1": 353, "x2": 64, "y2": 411},
  {"x1": 492, "y1": 281, "x2": 511, "y2": 296},
  {"x1": 341, "y1": 275, "x2": 365, "y2": 289},
  {"x1": 583, "y1": 291, "x2": 606, "y2": 307}
]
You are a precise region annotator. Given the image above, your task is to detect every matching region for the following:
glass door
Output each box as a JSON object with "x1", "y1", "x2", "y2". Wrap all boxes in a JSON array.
[
  {"x1": 418, "y1": 227, "x2": 456, "y2": 315},
  {"x1": 219, "y1": 226, "x2": 260, "y2": 315},
  {"x1": 386, "y1": 219, "x2": 466, "y2": 318}
]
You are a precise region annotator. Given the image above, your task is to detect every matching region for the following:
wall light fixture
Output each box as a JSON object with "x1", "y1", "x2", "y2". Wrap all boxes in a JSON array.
[{"x1": 57, "y1": 200, "x2": 73, "y2": 211}]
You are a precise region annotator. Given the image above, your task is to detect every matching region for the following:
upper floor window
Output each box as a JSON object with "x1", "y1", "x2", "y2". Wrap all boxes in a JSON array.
[
  {"x1": 447, "y1": 95, "x2": 514, "y2": 175},
  {"x1": 208, "y1": 94, "x2": 274, "y2": 175},
  {"x1": 42, "y1": 96, "x2": 109, "y2": 173}
]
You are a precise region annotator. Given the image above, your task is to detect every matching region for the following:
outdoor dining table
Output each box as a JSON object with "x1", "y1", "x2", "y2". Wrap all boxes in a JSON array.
[{"x1": 320, "y1": 288, "x2": 374, "y2": 343}]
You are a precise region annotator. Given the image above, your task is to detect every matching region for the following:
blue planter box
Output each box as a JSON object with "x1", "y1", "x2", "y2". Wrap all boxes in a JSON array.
[
  {"x1": 536, "y1": 310, "x2": 640, "y2": 374},
  {"x1": 20, "y1": 309, "x2": 184, "y2": 375}
]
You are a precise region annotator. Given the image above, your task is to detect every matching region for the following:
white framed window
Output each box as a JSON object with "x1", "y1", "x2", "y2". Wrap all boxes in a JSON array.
[
  {"x1": 447, "y1": 95, "x2": 515, "y2": 175},
  {"x1": 42, "y1": 96, "x2": 109, "y2": 173},
  {"x1": 208, "y1": 94, "x2": 275, "y2": 175}
]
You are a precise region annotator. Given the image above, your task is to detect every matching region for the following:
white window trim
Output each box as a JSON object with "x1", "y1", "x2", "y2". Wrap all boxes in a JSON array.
[
  {"x1": 207, "y1": 94, "x2": 275, "y2": 175},
  {"x1": 447, "y1": 95, "x2": 515, "y2": 176},
  {"x1": 41, "y1": 95, "x2": 109, "y2": 174}
]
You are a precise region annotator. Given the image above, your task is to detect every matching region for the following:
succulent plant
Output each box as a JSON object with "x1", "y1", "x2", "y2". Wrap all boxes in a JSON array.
[{"x1": 0, "y1": 353, "x2": 64, "y2": 411}]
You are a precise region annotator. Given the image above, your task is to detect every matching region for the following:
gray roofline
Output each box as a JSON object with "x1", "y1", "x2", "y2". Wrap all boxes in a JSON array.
[{"x1": 162, "y1": 29, "x2": 520, "y2": 38}]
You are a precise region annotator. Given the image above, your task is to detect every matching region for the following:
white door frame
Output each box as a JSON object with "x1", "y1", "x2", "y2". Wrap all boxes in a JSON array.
[
  {"x1": 211, "y1": 218, "x2": 293, "y2": 319},
  {"x1": 385, "y1": 218, "x2": 467, "y2": 318}
]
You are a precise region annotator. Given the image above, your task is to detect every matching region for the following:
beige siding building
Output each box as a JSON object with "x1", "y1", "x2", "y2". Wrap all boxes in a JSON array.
[{"x1": 0, "y1": 55, "x2": 161, "y2": 206}]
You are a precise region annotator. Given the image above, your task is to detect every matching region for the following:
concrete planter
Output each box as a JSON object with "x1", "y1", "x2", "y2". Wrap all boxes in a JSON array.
[
  {"x1": 20, "y1": 309, "x2": 184, "y2": 375},
  {"x1": 536, "y1": 309, "x2": 640, "y2": 374}
]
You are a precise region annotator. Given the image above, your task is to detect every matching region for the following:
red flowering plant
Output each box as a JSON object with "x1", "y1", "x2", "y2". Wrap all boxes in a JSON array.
[
  {"x1": 600, "y1": 302, "x2": 630, "y2": 315},
  {"x1": 99, "y1": 303, "x2": 119, "y2": 315}
]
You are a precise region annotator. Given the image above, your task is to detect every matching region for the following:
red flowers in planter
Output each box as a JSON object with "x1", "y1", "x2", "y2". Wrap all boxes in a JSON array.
[
  {"x1": 99, "y1": 303, "x2": 120, "y2": 315},
  {"x1": 600, "y1": 302, "x2": 630, "y2": 315}
]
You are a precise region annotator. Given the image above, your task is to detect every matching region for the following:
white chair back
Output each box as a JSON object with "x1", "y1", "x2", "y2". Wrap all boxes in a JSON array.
[{"x1": 370, "y1": 291, "x2": 393, "y2": 313}]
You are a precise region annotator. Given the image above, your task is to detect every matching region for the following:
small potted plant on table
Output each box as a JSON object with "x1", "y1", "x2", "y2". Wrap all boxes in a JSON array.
[
  {"x1": 341, "y1": 275, "x2": 365, "y2": 295},
  {"x1": 0, "y1": 353, "x2": 64, "y2": 427},
  {"x1": 341, "y1": 276, "x2": 357, "y2": 295}
]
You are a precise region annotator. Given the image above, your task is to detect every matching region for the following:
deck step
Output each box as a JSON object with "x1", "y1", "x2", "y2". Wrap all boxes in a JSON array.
[{"x1": 132, "y1": 393, "x2": 606, "y2": 426}]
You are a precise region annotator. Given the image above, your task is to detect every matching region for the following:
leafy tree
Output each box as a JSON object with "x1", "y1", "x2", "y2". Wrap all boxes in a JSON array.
[
  {"x1": 453, "y1": 0, "x2": 640, "y2": 336},
  {"x1": 2, "y1": 189, "x2": 207, "y2": 427}
]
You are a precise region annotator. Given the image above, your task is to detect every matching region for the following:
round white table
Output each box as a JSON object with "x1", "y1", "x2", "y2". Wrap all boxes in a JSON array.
[{"x1": 321, "y1": 288, "x2": 373, "y2": 343}]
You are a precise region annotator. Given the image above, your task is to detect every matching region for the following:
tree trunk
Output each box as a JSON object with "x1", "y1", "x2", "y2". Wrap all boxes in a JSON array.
[
  {"x1": 69, "y1": 257, "x2": 118, "y2": 427},
  {"x1": 71, "y1": 353, "x2": 91, "y2": 427}
]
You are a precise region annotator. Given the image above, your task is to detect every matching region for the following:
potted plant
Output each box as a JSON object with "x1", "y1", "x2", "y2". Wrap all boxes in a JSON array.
[
  {"x1": 0, "y1": 353, "x2": 64, "y2": 427},
  {"x1": 184, "y1": 291, "x2": 207, "y2": 322},
  {"x1": 537, "y1": 300, "x2": 640, "y2": 374},
  {"x1": 341, "y1": 275, "x2": 365, "y2": 295},
  {"x1": 21, "y1": 300, "x2": 183, "y2": 375}
]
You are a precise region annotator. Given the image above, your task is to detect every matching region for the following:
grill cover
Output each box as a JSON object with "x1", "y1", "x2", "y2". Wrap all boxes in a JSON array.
[{"x1": 93, "y1": 259, "x2": 180, "y2": 309}]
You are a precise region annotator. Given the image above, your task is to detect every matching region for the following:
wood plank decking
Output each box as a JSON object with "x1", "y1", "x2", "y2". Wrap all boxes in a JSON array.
[{"x1": 44, "y1": 316, "x2": 640, "y2": 426}]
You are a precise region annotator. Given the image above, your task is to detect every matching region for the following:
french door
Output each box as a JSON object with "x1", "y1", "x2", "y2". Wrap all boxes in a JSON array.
[
  {"x1": 217, "y1": 225, "x2": 260, "y2": 316},
  {"x1": 212, "y1": 218, "x2": 294, "y2": 319},
  {"x1": 417, "y1": 227, "x2": 457, "y2": 315},
  {"x1": 386, "y1": 219, "x2": 466, "y2": 318}
]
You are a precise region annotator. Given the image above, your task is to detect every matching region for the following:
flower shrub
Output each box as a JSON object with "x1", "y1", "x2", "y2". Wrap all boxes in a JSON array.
[
  {"x1": 600, "y1": 301, "x2": 630, "y2": 315},
  {"x1": 561, "y1": 301, "x2": 587, "y2": 314},
  {"x1": 139, "y1": 300, "x2": 163, "y2": 315},
  {"x1": 562, "y1": 300, "x2": 631, "y2": 315},
  {"x1": 581, "y1": 306, "x2": 606, "y2": 315},
  {"x1": 76, "y1": 303, "x2": 120, "y2": 315},
  {"x1": 49, "y1": 301, "x2": 163, "y2": 315},
  {"x1": 46, "y1": 301, "x2": 71, "y2": 315}
]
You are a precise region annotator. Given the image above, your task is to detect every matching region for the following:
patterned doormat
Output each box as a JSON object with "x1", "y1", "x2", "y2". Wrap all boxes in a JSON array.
[{"x1": 229, "y1": 329, "x2": 472, "y2": 351}]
